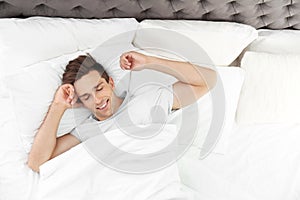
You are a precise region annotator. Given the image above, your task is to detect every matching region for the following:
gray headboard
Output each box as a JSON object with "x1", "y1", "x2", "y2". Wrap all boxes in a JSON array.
[{"x1": 0, "y1": 0, "x2": 299, "y2": 29}]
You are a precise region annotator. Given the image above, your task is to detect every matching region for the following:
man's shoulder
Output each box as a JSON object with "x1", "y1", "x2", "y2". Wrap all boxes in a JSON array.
[
  {"x1": 129, "y1": 83, "x2": 171, "y2": 97},
  {"x1": 74, "y1": 114, "x2": 96, "y2": 128}
]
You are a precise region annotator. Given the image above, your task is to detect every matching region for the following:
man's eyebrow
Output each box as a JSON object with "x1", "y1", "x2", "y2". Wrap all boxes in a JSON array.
[
  {"x1": 94, "y1": 82, "x2": 103, "y2": 89},
  {"x1": 78, "y1": 93, "x2": 89, "y2": 98},
  {"x1": 78, "y1": 82, "x2": 104, "y2": 98}
]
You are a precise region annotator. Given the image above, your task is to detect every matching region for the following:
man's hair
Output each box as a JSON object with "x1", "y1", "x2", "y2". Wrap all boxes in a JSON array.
[{"x1": 62, "y1": 54, "x2": 109, "y2": 85}]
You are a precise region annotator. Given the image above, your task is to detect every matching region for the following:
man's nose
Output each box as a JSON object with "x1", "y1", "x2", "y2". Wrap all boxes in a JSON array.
[{"x1": 92, "y1": 92, "x2": 103, "y2": 104}]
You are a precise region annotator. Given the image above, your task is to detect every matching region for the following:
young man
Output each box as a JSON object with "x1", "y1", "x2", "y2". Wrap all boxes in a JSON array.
[{"x1": 27, "y1": 51, "x2": 217, "y2": 172}]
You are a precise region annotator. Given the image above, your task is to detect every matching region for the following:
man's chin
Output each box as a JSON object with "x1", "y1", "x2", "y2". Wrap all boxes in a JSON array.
[{"x1": 93, "y1": 112, "x2": 112, "y2": 121}]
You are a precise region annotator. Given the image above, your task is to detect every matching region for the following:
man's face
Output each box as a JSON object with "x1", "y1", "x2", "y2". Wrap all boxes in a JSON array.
[{"x1": 74, "y1": 70, "x2": 115, "y2": 121}]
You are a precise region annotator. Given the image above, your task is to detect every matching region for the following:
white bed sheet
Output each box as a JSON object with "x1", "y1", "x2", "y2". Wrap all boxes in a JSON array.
[
  {"x1": 178, "y1": 123, "x2": 300, "y2": 200},
  {"x1": 0, "y1": 91, "x2": 39, "y2": 200}
]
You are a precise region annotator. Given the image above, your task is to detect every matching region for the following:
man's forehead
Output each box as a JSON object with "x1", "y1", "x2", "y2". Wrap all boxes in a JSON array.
[{"x1": 74, "y1": 71, "x2": 105, "y2": 95}]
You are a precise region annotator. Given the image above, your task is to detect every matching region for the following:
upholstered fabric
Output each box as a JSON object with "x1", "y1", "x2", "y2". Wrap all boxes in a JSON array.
[{"x1": 0, "y1": 0, "x2": 299, "y2": 29}]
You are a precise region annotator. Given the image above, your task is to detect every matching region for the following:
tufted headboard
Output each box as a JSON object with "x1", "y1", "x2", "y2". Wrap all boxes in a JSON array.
[{"x1": 0, "y1": 0, "x2": 299, "y2": 29}]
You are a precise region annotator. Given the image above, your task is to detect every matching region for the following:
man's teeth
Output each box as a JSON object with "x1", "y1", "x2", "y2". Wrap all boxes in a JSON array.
[{"x1": 99, "y1": 101, "x2": 107, "y2": 109}]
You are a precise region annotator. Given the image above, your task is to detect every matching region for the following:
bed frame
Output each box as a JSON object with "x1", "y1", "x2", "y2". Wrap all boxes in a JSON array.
[{"x1": 0, "y1": 0, "x2": 299, "y2": 29}]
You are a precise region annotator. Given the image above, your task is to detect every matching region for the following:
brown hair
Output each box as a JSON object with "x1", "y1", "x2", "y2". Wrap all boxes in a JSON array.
[{"x1": 62, "y1": 54, "x2": 109, "y2": 85}]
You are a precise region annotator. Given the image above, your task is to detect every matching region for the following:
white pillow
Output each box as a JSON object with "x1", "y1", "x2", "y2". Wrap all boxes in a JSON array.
[
  {"x1": 246, "y1": 29, "x2": 300, "y2": 54},
  {"x1": 0, "y1": 17, "x2": 77, "y2": 75},
  {"x1": 133, "y1": 20, "x2": 258, "y2": 66},
  {"x1": 4, "y1": 43, "x2": 140, "y2": 152},
  {"x1": 67, "y1": 18, "x2": 139, "y2": 50},
  {"x1": 236, "y1": 52, "x2": 300, "y2": 124},
  {"x1": 205, "y1": 66, "x2": 245, "y2": 154},
  {"x1": 168, "y1": 66, "x2": 245, "y2": 155},
  {"x1": 0, "y1": 17, "x2": 139, "y2": 75},
  {"x1": 4, "y1": 52, "x2": 90, "y2": 152}
]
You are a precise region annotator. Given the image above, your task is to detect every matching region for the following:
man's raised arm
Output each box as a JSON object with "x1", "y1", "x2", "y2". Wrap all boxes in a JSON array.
[
  {"x1": 27, "y1": 84, "x2": 80, "y2": 172},
  {"x1": 120, "y1": 51, "x2": 217, "y2": 109}
]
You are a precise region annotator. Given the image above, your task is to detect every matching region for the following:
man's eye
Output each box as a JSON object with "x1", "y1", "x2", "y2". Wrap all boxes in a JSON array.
[
  {"x1": 96, "y1": 88, "x2": 103, "y2": 91},
  {"x1": 84, "y1": 96, "x2": 90, "y2": 101}
]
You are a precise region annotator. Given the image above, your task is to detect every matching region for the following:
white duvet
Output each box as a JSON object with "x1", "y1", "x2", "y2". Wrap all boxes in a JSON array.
[
  {"x1": 178, "y1": 123, "x2": 300, "y2": 200},
  {"x1": 34, "y1": 124, "x2": 191, "y2": 200},
  {"x1": 2, "y1": 108, "x2": 300, "y2": 200}
]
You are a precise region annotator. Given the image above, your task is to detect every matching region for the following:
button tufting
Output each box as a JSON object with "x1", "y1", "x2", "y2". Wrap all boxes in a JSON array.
[
  {"x1": 175, "y1": 9, "x2": 183, "y2": 13},
  {"x1": 72, "y1": 5, "x2": 84, "y2": 10},
  {"x1": 34, "y1": 3, "x2": 53, "y2": 10},
  {"x1": 141, "y1": 8, "x2": 150, "y2": 13},
  {"x1": 108, "y1": 7, "x2": 118, "y2": 11},
  {"x1": 0, "y1": 1, "x2": 12, "y2": 9}
]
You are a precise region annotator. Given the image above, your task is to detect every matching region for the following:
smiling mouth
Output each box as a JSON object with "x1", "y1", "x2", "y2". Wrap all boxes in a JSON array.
[{"x1": 97, "y1": 99, "x2": 109, "y2": 110}]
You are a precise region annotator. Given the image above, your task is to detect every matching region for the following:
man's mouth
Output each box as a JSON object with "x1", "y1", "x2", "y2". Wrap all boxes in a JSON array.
[{"x1": 97, "y1": 99, "x2": 109, "y2": 110}]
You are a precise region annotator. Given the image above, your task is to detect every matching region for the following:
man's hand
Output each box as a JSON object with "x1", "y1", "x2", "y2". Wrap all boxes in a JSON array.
[
  {"x1": 119, "y1": 51, "x2": 149, "y2": 71},
  {"x1": 53, "y1": 84, "x2": 81, "y2": 109}
]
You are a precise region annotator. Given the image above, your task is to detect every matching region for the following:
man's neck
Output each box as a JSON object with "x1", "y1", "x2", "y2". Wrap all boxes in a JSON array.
[{"x1": 112, "y1": 95, "x2": 124, "y2": 113}]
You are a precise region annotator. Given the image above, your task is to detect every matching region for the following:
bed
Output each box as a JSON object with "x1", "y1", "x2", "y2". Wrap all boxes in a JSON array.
[{"x1": 1, "y1": 0, "x2": 300, "y2": 200}]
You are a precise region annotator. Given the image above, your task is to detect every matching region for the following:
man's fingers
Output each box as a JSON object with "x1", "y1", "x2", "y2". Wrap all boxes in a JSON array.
[
  {"x1": 120, "y1": 52, "x2": 135, "y2": 70},
  {"x1": 120, "y1": 60, "x2": 131, "y2": 70},
  {"x1": 73, "y1": 94, "x2": 78, "y2": 102},
  {"x1": 60, "y1": 84, "x2": 76, "y2": 104},
  {"x1": 125, "y1": 54, "x2": 133, "y2": 62},
  {"x1": 121, "y1": 53, "x2": 133, "y2": 63},
  {"x1": 61, "y1": 83, "x2": 73, "y2": 90},
  {"x1": 70, "y1": 98, "x2": 76, "y2": 105}
]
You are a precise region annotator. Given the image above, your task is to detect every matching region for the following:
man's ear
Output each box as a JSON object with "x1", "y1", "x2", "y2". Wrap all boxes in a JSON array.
[{"x1": 108, "y1": 77, "x2": 115, "y2": 89}]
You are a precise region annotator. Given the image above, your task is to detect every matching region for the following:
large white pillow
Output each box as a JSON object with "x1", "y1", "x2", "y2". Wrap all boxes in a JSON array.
[
  {"x1": 168, "y1": 66, "x2": 245, "y2": 155},
  {"x1": 133, "y1": 20, "x2": 258, "y2": 66},
  {"x1": 67, "y1": 18, "x2": 139, "y2": 50},
  {"x1": 246, "y1": 29, "x2": 300, "y2": 54},
  {"x1": 0, "y1": 17, "x2": 77, "y2": 75},
  {"x1": 236, "y1": 52, "x2": 300, "y2": 124},
  {"x1": 4, "y1": 43, "x2": 141, "y2": 152},
  {"x1": 0, "y1": 17, "x2": 139, "y2": 75},
  {"x1": 204, "y1": 66, "x2": 244, "y2": 154},
  {"x1": 4, "y1": 52, "x2": 89, "y2": 152}
]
